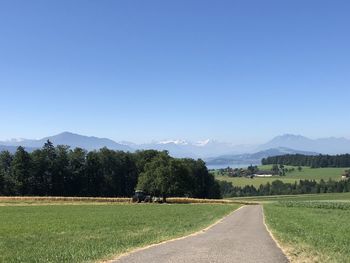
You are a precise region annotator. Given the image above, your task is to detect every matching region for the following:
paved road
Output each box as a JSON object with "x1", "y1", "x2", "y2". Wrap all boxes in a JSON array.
[{"x1": 112, "y1": 205, "x2": 288, "y2": 263}]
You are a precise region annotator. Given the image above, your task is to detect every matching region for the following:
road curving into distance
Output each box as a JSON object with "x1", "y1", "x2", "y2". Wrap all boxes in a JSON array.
[{"x1": 111, "y1": 205, "x2": 288, "y2": 263}]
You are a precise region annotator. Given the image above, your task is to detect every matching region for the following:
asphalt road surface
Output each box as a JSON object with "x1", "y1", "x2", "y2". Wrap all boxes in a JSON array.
[{"x1": 112, "y1": 205, "x2": 289, "y2": 263}]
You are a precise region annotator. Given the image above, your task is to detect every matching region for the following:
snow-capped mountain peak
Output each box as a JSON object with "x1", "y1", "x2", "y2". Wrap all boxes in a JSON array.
[
  {"x1": 5, "y1": 138, "x2": 26, "y2": 143},
  {"x1": 194, "y1": 139, "x2": 211, "y2": 146},
  {"x1": 158, "y1": 139, "x2": 189, "y2": 145}
]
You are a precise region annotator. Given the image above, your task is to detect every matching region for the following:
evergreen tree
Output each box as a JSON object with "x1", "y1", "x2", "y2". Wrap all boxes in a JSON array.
[
  {"x1": 0, "y1": 151, "x2": 13, "y2": 195},
  {"x1": 68, "y1": 148, "x2": 87, "y2": 196},
  {"x1": 11, "y1": 147, "x2": 31, "y2": 195}
]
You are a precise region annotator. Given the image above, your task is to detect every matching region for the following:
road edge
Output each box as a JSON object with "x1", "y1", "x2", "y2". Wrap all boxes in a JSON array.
[
  {"x1": 102, "y1": 205, "x2": 245, "y2": 263},
  {"x1": 261, "y1": 205, "x2": 291, "y2": 262}
]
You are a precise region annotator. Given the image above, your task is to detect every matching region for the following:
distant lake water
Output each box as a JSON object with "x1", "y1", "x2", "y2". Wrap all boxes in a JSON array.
[{"x1": 206, "y1": 164, "x2": 256, "y2": 170}]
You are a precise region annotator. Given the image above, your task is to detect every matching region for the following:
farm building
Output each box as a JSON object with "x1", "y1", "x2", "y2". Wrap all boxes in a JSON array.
[
  {"x1": 254, "y1": 174, "x2": 273, "y2": 177},
  {"x1": 254, "y1": 170, "x2": 273, "y2": 177},
  {"x1": 341, "y1": 170, "x2": 350, "y2": 180}
]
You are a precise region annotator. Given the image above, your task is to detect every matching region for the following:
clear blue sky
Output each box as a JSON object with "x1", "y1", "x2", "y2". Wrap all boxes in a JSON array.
[{"x1": 0, "y1": 0, "x2": 349, "y2": 144}]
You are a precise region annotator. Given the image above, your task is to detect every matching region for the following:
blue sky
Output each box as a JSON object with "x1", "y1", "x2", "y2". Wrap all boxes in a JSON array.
[{"x1": 0, "y1": 0, "x2": 349, "y2": 144}]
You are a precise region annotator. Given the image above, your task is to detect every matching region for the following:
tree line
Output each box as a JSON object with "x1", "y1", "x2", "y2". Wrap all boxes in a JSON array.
[
  {"x1": 219, "y1": 178, "x2": 350, "y2": 197},
  {"x1": 215, "y1": 165, "x2": 259, "y2": 177},
  {"x1": 262, "y1": 154, "x2": 350, "y2": 168},
  {"x1": 215, "y1": 165, "x2": 302, "y2": 178},
  {"x1": 0, "y1": 141, "x2": 220, "y2": 199}
]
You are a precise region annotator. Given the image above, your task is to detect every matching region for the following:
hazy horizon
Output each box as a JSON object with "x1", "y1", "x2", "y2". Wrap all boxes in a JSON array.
[
  {"x1": 1, "y1": 1, "x2": 349, "y2": 143},
  {"x1": 1, "y1": 131, "x2": 350, "y2": 146}
]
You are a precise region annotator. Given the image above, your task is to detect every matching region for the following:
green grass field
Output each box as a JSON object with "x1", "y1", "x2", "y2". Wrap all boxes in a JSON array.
[
  {"x1": 264, "y1": 200, "x2": 350, "y2": 262},
  {"x1": 0, "y1": 202, "x2": 239, "y2": 263},
  {"x1": 231, "y1": 192, "x2": 350, "y2": 202},
  {"x1": 259, "y1": 165, "x2": 347, "y2": 180},
  {"x1": 215, "y1": 166, "x2": 347, "y2": 188}
]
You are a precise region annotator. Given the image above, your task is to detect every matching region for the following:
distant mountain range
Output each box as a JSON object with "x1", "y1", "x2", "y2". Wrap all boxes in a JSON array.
[
  {"x1": 0, "y1": 132, "x2": 132, "y2": 152},
  {"x1": 0, "y1": 145, "x2": 37, "y2": 153},
  {"x1": 0, "y1": 132, "x2": 255, "y2": 158},
  {"x1": 258, "y1": 134, "x2": 350, "y2": 154},
  {"x1": 133, "y1": 140, "x2": 256, "y2": 158},
  {"x1": 1, "y1": 132, "x2": 350, "y2": 166}
]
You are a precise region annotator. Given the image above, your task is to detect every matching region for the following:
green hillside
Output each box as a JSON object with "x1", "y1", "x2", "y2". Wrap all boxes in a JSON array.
[{"x1": 215, "y1": 166, "x2": 347, "y2": 188}]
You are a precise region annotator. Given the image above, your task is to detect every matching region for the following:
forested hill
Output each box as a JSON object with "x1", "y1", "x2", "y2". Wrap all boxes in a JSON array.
[
  {"x1": 262, "y1": 154, "x2": 350, "y2": 168},
  {"x1": 0, "y1": 141, "x2": 220, "y2": 198}
]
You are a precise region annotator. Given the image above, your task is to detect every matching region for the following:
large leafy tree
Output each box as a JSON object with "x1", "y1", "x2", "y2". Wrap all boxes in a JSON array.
[
  {"x1": 133, "y1": 150, "x2": 162, "y2": 174},
  {"x1": 137, "y1": 152, "x2": 190, "y2": 201},
  {"x1": 181, "y1": 158, "x2": 221, "y2": 198}
]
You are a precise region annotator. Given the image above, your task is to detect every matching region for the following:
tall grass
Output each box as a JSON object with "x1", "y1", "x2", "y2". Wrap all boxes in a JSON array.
[
  {"x1": 167, "y1": 197, "x2": 254, "y2": 205},
  {"x1": 0, "y1": 196, "x2": 254, "y2": 205},
  {"x1": 0, "y1": 196, "x2": 131, "y2": 203}
]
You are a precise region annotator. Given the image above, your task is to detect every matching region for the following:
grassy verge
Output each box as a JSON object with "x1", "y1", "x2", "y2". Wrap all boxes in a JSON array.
[
  {"x1": 0, "y1": 202, "x2": 239, "y2": 263},
  {"x1": 264, "y1": 201, "x2": 350, "y2": 262}
]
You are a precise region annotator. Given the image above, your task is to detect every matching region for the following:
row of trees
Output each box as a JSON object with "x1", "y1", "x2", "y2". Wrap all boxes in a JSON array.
[
  {"x1": 262, "y1": 154, "x2": 350, "y2": 168},
  {"x1": 219, "y1": 179, "x2": 350, "y2": 197},
  {"x1": 0, "y1": 141, "x2": 220, "y2": 199},
  {"x1": 270, "y1": 164, "x2": 302, "y2": 176},
  {"x1": 215, "y1": 165, "x2": 259, "y2": 177}
]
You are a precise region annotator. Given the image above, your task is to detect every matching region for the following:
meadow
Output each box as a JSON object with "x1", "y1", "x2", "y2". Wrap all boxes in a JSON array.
[
  {"x1": 215, "y1": 166, "x2": 347, "y2": 188},
  {"x1": 0, "y1": 202, "x2": 239, "y2": 263},
  {"x1": 259, "y1": 165, "x2": 347, "y2": 180},
  {"x1": 232, "y1": 192, "x2": 350, "y2": 202},
  {"x1": 264, "y1": 200, "x2": 350, "y2": 262}
]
